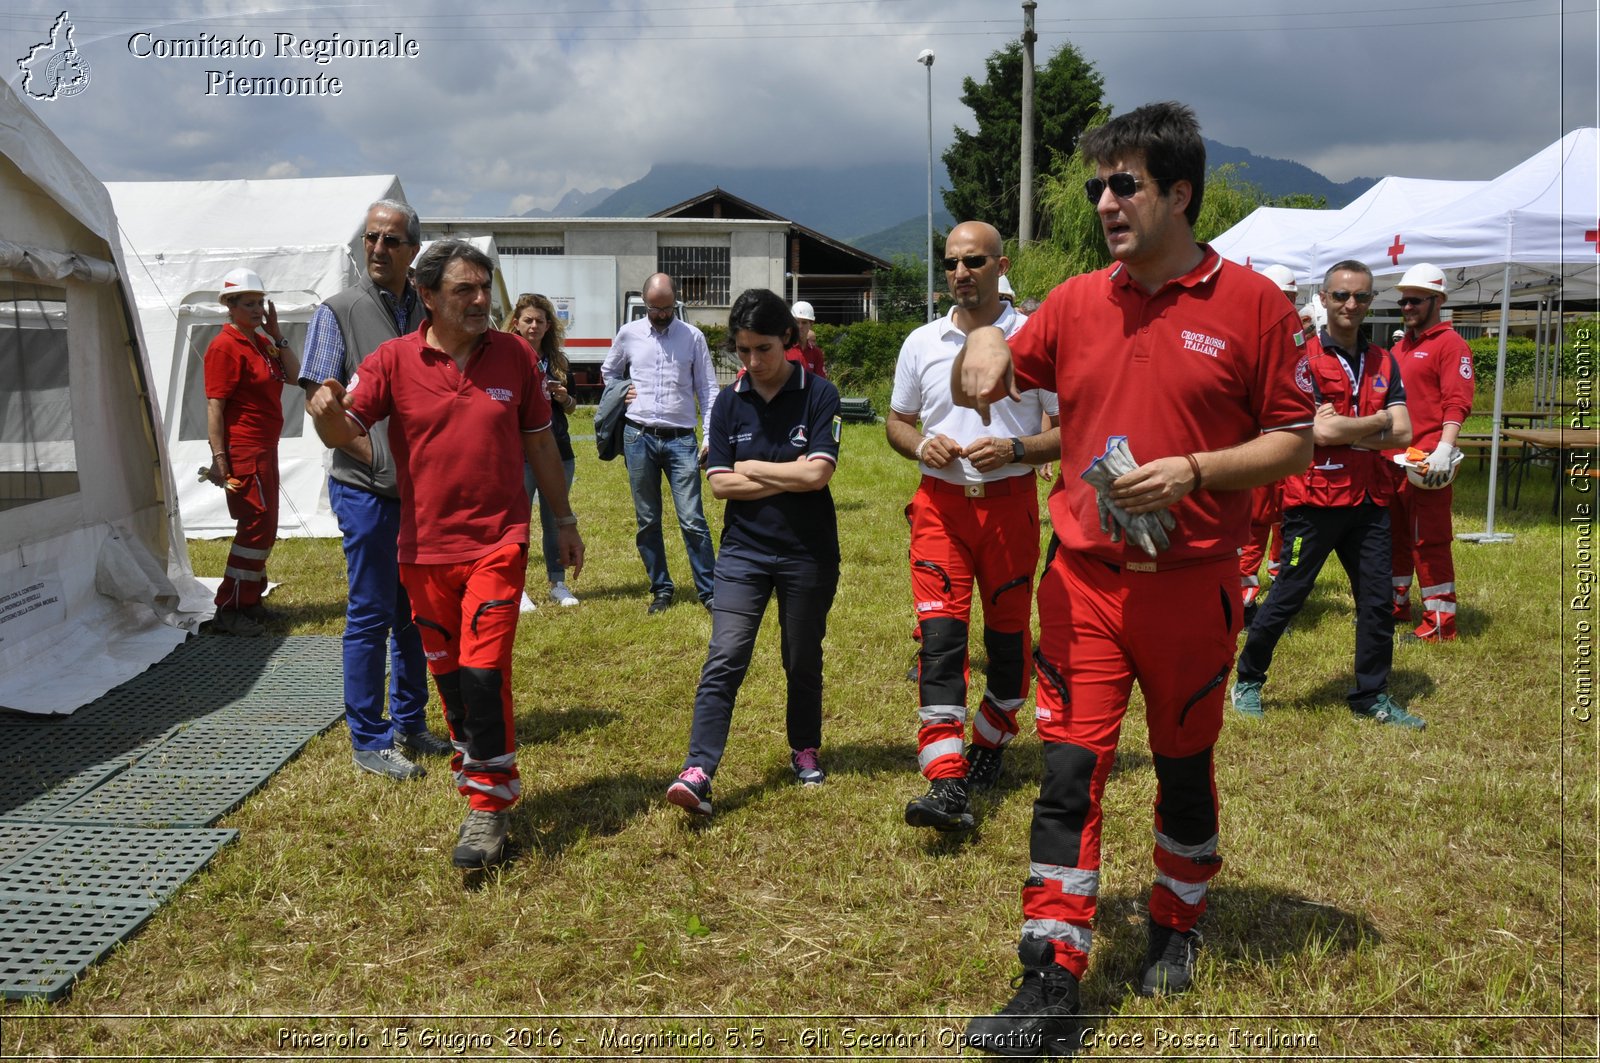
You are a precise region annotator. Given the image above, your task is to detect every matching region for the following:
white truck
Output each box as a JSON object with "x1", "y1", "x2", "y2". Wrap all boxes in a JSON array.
[{"x1": 497, "y1": 254, "x2": 620, "y2": 400}]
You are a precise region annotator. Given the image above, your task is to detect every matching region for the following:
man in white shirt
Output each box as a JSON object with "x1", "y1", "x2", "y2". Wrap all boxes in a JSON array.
[
  {"x1": 601, "y1": 273, "x2": 720, "y2": 613},
  {"x1": 888, "y1": 221, "x2": 1060, "y2": 831}
]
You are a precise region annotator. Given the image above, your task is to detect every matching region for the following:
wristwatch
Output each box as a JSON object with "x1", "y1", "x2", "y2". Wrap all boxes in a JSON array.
[
  {"x1": 273, "y1": 336, "x2": 290, "y2": 349},
  {"x1": 1010, "y1": 438, "x2": 1025, "y2": 463}
]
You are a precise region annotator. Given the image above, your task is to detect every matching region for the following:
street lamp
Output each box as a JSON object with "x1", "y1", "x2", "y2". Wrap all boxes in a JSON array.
[{"x1": 917, "y1": 48, "x2": 935, "y2": 323}]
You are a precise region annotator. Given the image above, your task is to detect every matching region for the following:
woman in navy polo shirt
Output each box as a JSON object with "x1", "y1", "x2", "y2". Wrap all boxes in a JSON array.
[{"x1": 666, "y1": 289, "x2": 843, "y2": 817}]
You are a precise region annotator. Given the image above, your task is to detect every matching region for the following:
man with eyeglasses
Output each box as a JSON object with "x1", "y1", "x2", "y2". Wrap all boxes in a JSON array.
[
  {"x1": 299, "y1": 199, "x2": 451, "y2": 783},
  {"x1": 1389, "y1": 262, "x2": 1473, "y2": 642},
  {"x1": 602, "y1": 272, "x2": 719, "y2": 614},
  {"x1": 1231, "y1": 260, "x2": 1423, "y2": 729},
  {"x1": 951, "y1": 102, "x2": 1314, "y2": 1055},
  {"x1": 889, "y1": 221, "x2": 1059, "y2": 834}
]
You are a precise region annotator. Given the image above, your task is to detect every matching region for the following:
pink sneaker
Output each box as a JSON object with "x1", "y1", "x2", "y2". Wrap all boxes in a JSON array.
[{"x1": 667, "y1": 766, "x2": 712, "y2": 816}]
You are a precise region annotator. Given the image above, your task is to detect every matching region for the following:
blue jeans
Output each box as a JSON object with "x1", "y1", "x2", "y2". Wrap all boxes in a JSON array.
[
  {"x1": 623, "y1": 424, "x2": 716, "y2": 601},
  {"x1": 684, "y1": 548, "x2": 839, "y2": 777},
  {"x1": 329, "y1": 479, "x2": 431, "y2": 750},
  {"x1": 524, "y1": 457, "x2": 577, "y2": 583}
]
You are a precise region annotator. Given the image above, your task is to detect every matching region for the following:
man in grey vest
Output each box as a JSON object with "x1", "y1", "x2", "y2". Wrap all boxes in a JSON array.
[{"x1": 299, "y1": 199, "x2": 451, "y2": 780}]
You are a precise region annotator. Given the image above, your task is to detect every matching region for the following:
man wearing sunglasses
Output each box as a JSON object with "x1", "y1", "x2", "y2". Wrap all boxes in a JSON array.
[
  {"x1": 1388, "y1": 262, "x2": 1473, "y2": 642},
  {"x1": 888, "y1": 221, "x2": 1059, "y2": 834},
  {"x1": 1232, "y1": 261, "x2": 1423, "y2": 729},
  {"x1": 299, "y1": 199, "x2": 451, "y2": 783},
  {"x1": 953, "y1": 102, "x2": 1314, "y2": 1056}
]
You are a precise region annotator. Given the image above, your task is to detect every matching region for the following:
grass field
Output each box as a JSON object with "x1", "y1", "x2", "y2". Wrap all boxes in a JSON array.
[{"x1": 5, "y1": 397, "x2": 1596, "y2": 1060}]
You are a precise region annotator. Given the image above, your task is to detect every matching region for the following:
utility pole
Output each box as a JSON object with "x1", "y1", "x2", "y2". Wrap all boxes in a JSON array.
[
  {"x1": 918, "y1": 49, "x2": 936, "y2": 322},
  {"x1": 1019, "y1": 0, "x2": 1038, "y2": 245}
]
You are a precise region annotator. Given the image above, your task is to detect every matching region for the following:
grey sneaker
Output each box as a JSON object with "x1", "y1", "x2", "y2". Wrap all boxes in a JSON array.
[
  {"x1": 1230, "y1": 678, "x2": 1264, "y2": 719},
  {"x1": 210, "y1": 609, "x2": 265, "y2": 637},
  {"x1": 549, "y1": 582, "x2": 579, "y2": 607},
  {"x1": 965, "y1": 744, "x2": 1004, "y2": 792},
  {"x1": 396, "y1": 729, "x2": 453, "y2": 758},
  {"x1": 1358, "y1": 693, "x2": 1425, "y2": 730},
  {"x1": 1139, "y1": 919, "x2": 1202, "y2": 997},
  {"x1": 353, "y1": 747, "x2": 425, "y2": 781},
  {"x1": 452, "y1": 809, "x2": 510, "y2": 868}
]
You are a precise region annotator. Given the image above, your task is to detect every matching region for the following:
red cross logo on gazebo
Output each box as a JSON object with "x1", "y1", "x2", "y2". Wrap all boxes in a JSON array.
[
  {"x1": 1586, "y1": 221, "x2": 1600, "y2": 252},
  {"x1": 1387, "y1": 234, "x2": 1405, "y2": 265}
]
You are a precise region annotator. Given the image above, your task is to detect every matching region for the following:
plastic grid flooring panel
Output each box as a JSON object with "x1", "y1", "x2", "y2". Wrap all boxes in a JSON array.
[
  {"x1": 0, "y1": 824, "x2": 237, "y2": 901},
  {"x1": 0, "y1": 894, "x2": 159, "y2": 1002},
  {"x1": 0, "y1": 635, "x2": 339, "y2": 1000},
  {"x1": 47, "y1": 768, "x2": 270, "y2": 829}
]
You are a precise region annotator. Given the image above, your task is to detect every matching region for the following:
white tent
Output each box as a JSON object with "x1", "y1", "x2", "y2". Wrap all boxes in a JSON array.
[
  {"x1": 0, "y1": 81, "x2": 211, "y2": 714},
  {"x1": 107, "y1": 174, "x2": 407, "y2": 538},
  {"x1": 1212, "y1": 175, "x2": 1488, "y2": 285},
  {"x1": 1310, "y1": 128, "x2": 1599, "y2": 295},
  {"x1": 1215, "y1": 128, "x2": 1600, "y2": 539}
]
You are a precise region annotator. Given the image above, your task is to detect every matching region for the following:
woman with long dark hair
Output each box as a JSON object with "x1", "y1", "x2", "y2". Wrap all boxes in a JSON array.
[
  {"x1": 666, "y1": 289, "x2": 842, "y2": 817},
  {"x1": 505, "y1": 293, "x2": 580, "y2": 608}
]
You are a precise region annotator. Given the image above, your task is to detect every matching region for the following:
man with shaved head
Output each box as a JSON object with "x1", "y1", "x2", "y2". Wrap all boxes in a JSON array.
[
  {"x1": 602, "y1": 272, "x2": 720, "y2": 614},
  {"x1": 889, "y1": 221, "x2": 1059, "y2": 833}
]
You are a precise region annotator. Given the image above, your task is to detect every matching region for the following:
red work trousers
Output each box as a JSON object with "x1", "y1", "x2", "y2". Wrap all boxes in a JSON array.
[
  {"x1": 1389, "y1": 479, "x2": 1457, "y2": 630},
  {"x1": 214, "y1": 453, "x2": 278, "y2": 611},
  {"x1": 908, "y1": 476, "x2": 1039, "y2": 781},
  {"x1": 1238, "y1": 481, "x2": 1284, "y2": 606},
  {"x1": 1022, "y1": 548, "x2": 1236, "y2": 978},
  {"x1": 400, "y1": 543, "x2": 527, "y2": 812}
]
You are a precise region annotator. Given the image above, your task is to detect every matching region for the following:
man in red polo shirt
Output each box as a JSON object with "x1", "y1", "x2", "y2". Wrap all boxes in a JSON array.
[
  {"x1": 953, "y1": 102, "x2": 1314, "y2": 1055},
  {"x1": 308, "y1": 241, "x2": 584, "y2": 870},
  {"x1": 1389, "y1": 262, "x2": 1473, "y2": 642}
]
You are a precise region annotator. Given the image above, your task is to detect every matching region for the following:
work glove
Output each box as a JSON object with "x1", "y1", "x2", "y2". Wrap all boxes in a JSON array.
[
  {"x1": 1081, "y1": 436, "x2": 1175, "y2": 558},
  {"x1": 1423, "y1": 442, "x2": 1462, "y2": 488}
]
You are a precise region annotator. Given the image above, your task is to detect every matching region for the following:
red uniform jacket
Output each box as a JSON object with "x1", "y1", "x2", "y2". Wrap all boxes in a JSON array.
[{"x1": 1283, "y1": 334, "x2": 1404, "y2": 509}]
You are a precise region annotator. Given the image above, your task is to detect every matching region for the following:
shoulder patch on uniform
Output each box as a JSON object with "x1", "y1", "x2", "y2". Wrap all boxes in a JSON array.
[
  {"x1": 1294, "y1": 354, "x2": 1313, "y2": 394},
  {"x1": 1293, "y1": 329, "x2": 1306, "y2": 347},
  {"x1": 1459, "y1": 354, "x2": 1474, "y2": 380}
]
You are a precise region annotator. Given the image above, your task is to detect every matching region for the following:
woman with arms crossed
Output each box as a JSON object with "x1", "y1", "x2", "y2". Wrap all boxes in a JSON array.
[{"x1": 666, "y1": 289, "x2": 842, "y2": 817}]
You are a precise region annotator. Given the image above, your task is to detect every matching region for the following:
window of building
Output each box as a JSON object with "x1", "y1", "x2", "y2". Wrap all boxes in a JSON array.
[
  {"x1": 499, "y1": 245, "x2": 565, "y2": 256},
  {"x1": 0, "y1": 280, "x2": 77, "y2": 510},
  {"x1": 658, "y1": 246, "x2": 730, "y2": 306}
]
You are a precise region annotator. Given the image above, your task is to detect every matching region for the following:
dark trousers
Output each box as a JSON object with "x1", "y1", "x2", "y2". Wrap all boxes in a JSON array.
[
  {"x1": 1236, "y1": 502, "x2": 1394, "y2": 711},
  {"x1": 684, "y1": 547, "x2": 839, "y2": 777}
]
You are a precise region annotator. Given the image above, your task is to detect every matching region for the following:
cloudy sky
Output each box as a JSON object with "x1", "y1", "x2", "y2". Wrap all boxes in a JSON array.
[{"x1": 6, "y1": 0, "x2": 1597, "y2": 220}]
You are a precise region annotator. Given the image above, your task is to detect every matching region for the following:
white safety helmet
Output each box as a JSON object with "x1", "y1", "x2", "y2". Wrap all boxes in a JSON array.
[
  {"x1": 1394, "y1": 262, "x2": 1447, "y2": 296},
  {"x1": 1398, "y1": 448, "x2": 1464, "y2": 491},
  {"x1": 218, "y1": 267, "x2": 267, "y2": 303},
  {"x1": 998, "y1": 275, "x2": 1015, "y2": 300},
  {"x1": 1392, "y1": 328, "x2": 1406, "y2": 342},
  {"x1": 790, "y1": 300, "x2": 815, "y2": 322},
  {"x1": 1260, "y1": 264, "x2": 1297, "y2": 295}
]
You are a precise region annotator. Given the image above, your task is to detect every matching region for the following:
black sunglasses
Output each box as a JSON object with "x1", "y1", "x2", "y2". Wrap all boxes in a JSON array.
[
  {"x1": 363, "y1": 231, "x2": 409, "y2": 248},
  {"x1": 1325, "y1": 289, "x2": 1375, "y2": 305},
  {"x1": 1083, "y1": 172, "x2": 1146, "y2": 203},
  {"x1": 940, "y1": 254, "x2": 992, "y2": 272},
  {"x1": 1397, "y1": 295, "x2": 1437, "y2": 308}
]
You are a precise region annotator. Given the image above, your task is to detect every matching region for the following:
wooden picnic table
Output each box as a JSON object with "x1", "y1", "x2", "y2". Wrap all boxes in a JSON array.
[{"x1": 1501, "y1": 427, "x2": 1600, "y2": 511}]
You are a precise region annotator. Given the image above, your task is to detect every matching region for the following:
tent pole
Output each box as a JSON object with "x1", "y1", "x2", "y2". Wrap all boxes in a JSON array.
[{"x1": 1462, "y1": 262, "x2": 1516, "y2": 544}]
